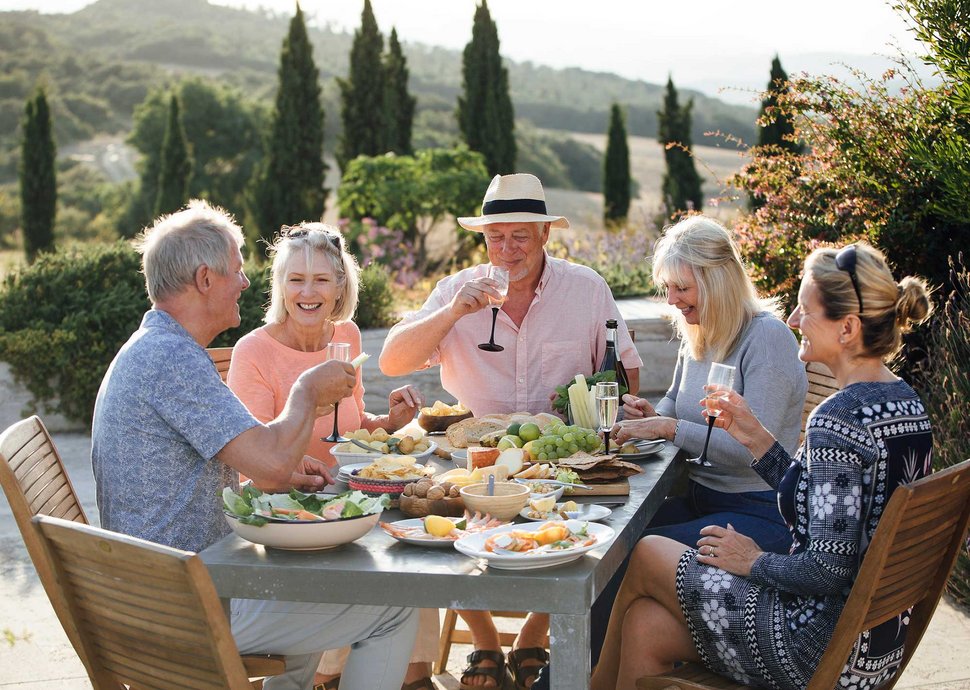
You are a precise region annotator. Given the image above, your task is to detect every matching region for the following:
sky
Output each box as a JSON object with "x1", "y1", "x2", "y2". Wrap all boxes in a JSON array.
[{"x1": 1, "y1": 0, "x2": 928, "y2": 103}]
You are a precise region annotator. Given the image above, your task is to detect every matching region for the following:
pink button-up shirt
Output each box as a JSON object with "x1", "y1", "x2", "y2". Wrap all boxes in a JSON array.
[{"x1": 401, "y1": 255, "x2": 642, "y2": 416}]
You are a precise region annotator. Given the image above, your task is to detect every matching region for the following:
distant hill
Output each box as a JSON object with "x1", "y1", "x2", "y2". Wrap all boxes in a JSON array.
[{"x1": 0, "y1": 0, "x2": 757, "y2": 153}]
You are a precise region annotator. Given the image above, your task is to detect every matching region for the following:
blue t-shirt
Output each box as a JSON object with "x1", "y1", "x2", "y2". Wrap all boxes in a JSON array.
[{"x1": 92, "y1": 309, "x2": 259, "y2": 552}]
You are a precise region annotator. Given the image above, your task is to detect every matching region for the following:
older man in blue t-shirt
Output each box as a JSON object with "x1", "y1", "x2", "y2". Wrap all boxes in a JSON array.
[{"x1": 92, "y1": 200, "x2": 417, "y2": 690}]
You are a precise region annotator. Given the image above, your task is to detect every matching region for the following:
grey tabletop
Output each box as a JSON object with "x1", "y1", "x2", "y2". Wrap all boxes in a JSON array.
[{"x1": 200, "y1": 444, "x2": 684, "y2": 688}]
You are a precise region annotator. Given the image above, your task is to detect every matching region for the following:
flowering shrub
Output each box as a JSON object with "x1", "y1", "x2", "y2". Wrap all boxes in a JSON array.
[
  {"x1": 340, "y1": 217, "x2": 421, "y2": 289},
  {"x1": 548, "y1": 224, "x2": 657, "y2": 298}
]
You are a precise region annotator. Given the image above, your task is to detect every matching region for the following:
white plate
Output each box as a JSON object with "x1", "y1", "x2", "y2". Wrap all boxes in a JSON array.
[
  {"x1": 381, "y1": 517, "x2": 466, "y2": 547},
  {"x1": 331, "y1": 442, "x2": 438, "y2": 467},
  {"x1": 336, "y1": 462, "x2": 429, "y2": 484},
  {"x1": 224, "y1": 511, "x2": 380, "y2": 551},
  {"x1": 616, "y1": 439, "x2": 666, "y2": 460},
  {"x1": 519, "y1": 503, "x2": 612, "y2": 522},
  {"x1": 454, "y1": 521, "x2": 615, "y2": 570}
]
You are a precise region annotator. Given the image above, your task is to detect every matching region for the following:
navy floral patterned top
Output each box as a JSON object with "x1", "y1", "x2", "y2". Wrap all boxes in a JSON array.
[{"x1": 675, "y1": 380, "x2": 933, "y2": 690}]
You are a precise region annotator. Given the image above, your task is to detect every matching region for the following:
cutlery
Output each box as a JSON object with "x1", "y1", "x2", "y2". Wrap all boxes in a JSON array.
[{"x1": 513, "y1": 478, "x2": 593, "y2": 491}]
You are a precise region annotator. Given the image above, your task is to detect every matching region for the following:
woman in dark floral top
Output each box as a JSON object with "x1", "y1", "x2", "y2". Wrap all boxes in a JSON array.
[{"x1": 591, "y1": 243, "x2": 935, "y2": 690}]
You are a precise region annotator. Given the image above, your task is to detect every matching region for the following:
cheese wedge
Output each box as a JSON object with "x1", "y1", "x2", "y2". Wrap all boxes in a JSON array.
[{"x1": 467, "y1": 446, "x2": 500, "y2": 470}]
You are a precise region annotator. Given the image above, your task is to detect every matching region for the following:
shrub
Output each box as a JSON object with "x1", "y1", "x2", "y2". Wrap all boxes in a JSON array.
[
  {"x1": 355, "y1": 263, "x2": 395, "y2": 329},
  {"x1": 0, "y1": 242, "x2": 148, "y2": 427},
  {"x1": 918, "y1": 254, "x2": 970, "y2": 607},
  {"x1": 548, "y1": 224, "x2": 657, "y2": 299}
]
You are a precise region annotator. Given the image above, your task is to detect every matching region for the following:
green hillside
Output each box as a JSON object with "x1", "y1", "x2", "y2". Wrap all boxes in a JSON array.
[{"x1": 0, "y1": 0, "x2": 756, "y2": 180}]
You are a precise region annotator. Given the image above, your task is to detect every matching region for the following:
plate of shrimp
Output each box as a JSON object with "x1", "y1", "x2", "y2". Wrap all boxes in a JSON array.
[
  {"x1": 453, "y1": 520, "x2": 615, "y2": 570},
  {"x1": 380, "y1": 511, "x2": 509, "y2": 546}
]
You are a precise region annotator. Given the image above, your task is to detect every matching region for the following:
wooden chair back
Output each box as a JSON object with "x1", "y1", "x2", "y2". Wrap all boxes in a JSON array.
[
  {"x1": 800, "y1": 361, "x2": 839, "y2": 443},
  {"x1": 207, "y1": 346, "x2": 234, "y2": 383},
  {"x1": 638, "y1": 458, "x2": 970, "y2": 690},
  {"x1": 0, "y1": 416, "x2": 88, "y2": 653},
  {"x1": 33, "y1": 514, "x2": 254, "y2": 690}
]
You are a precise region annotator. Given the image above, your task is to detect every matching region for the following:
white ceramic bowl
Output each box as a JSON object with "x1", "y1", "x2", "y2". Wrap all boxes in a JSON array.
[
  {"x1": 330, "y1": 442, "x2": 438, "y2": 467},
  {"x1": 459, "y1": 482, "x2": 530, "y2": 521},
  {"x1": 224, "y1": 511, "x2": 381, "y2": 551},
  {"x1": 520, "y1": 481, "x2": 565, "y2": 502}
]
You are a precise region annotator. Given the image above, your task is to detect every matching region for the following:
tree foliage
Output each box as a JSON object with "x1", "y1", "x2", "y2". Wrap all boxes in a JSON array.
[
  {"x1": 250, "y1": 4, "x2": 326, "y2": 256},
  {"x1": 657, "y1": 77, "x2": 702, "y2": 215},
  {"x1": 19, "y1": 86, "x2": 56, "y2": 263},
  {"x1": 383, "y1": 28, "x2": 415, "y2": 156},
  {"x1": 337, "y1": 146, "x2": 490, "y2": 271},
  {"x1": 153, "y1": 93, "x2": 192, "y2": 217},
  {"x1": 337, "y1": 0, "x2": 386, "y2": 170},
  {"x1": 750, "y1": 56, "x2": 803, "y2": 209},
  {"x1": 122, "y1": 78, "x2": 266, "y2": 237},
  {"x1": 457, "y1": 0, "x2": 516, "y2": 176},
  {"x1": 603, "y1": 103, "x2": 631, "y2": 223}
]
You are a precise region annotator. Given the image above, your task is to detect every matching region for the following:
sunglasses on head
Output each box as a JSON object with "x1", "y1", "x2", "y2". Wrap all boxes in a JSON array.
[
  {"x1": 280, "y1": 225, "x2": 341, "y2": 249},
  {"x1": 835, "y1": 244, "x2": 864, "y2": 313}
]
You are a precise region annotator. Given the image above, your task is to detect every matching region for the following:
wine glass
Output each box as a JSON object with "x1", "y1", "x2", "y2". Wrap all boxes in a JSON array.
[
  {"x1": 478, "y1": 265, "x2": 509, "y2": 352},
  {"x1": 687, "y1": 362, "x2": 736, "y2": 467},
  {"x1": 322, "y1": 342, "x2": 351, "y2": 443},
  {"x1": 595, "y1": 381, "x2": 619, "y2": 454}
]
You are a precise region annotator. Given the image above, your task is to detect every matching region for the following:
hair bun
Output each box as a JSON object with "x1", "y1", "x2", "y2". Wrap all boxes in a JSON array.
[{"x1": 895, "y1": 276, "x2": 933, "y2": 331}]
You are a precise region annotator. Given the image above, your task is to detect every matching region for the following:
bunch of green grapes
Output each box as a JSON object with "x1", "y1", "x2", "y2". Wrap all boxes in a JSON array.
[{"x1": 531, "y1": 424, "x2": 603, "y2": 461}]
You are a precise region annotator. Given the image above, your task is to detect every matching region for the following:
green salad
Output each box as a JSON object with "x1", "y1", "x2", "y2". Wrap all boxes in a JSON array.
[{"x1": 222, "y1": 485, "x2": 388, "y2": 527}]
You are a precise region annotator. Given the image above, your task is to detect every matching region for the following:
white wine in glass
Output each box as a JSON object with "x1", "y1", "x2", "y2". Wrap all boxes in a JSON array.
[
  {"x1": 479, "y1": 265, "x2": 510, "y2": 352},
  {"x1": 322, "y1": 342, "x2": 351, "y2": 443},
  {"x1": 595, "y1": 381, "x2": 619, "y2": 454},
  {"x1": 686, "y1": 362, "x2": 736, "y2": 466}
]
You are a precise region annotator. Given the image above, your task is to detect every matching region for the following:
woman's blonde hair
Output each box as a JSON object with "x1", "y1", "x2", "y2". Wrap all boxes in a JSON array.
[
  {"x1": 652, "y1": 216, "x2": 778, "y2": 361},
  {"x1": 805, "y1": 242, "x2": 933, "y2": 360},
  {"x1": 264, "y1": 223, "x2": 360, "y2": 325}
]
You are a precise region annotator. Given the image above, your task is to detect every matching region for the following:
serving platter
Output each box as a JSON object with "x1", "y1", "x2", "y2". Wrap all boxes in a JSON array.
[
  {"x1": 518, "y1": 502, "x2": 612, "y2": 522},
  {"x1": 454, "y1": 521, "x2": 614, "y2": 570}
]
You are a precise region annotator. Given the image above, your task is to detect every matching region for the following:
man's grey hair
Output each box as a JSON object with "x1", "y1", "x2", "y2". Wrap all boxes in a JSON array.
[{"x1": 133, "y1": 199, "x2": 245, "y2": 304}]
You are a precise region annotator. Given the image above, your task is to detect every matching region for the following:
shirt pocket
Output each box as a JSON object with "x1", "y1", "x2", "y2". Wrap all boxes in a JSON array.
[{"x1": 540, "y1": 340, "x2": 593, "y2": 389}]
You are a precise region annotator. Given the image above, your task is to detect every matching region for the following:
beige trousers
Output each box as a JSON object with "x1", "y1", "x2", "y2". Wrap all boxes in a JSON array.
[{"x1": 317, "y1": 607, "x2": 440, "y2": 674}]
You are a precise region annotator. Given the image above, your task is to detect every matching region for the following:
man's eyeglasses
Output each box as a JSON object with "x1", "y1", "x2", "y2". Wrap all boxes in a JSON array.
[
  {"x1": 835, "y1": 244, "x2": 864, "y2": 313},
  {"x1": 280, "y1": 225, "x2": 341, "y2": 249}
]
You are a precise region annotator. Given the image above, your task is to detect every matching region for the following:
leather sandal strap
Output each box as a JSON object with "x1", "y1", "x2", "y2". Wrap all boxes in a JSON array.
[
  {"x1": 507, "y1": 647, "x2": 550, "y2": 689},
  {"x1": 460, "y1": 649, "x2": 507, "y2": 687},
  {"x1": 401, "y1": 677, "x2": 434, "y2": 690}
]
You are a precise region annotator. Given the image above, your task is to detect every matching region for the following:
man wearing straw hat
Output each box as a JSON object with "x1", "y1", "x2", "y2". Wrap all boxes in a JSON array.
[{"x1": 381, "y1": 173, "x2": 641, "y2": 689}]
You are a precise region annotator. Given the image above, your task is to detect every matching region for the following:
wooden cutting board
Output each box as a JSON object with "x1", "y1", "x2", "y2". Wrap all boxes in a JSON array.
[{"x1": 579, "y1": 480, "x2": 630, "y2": 496}]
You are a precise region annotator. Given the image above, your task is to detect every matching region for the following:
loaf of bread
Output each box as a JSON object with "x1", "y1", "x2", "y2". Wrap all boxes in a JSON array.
[
  {"x1": 467, "y1": 446, "x2": 500, "y2": 470},
  {"x1": 445, "y1": 418, "x2": 508, "y2": 448}
]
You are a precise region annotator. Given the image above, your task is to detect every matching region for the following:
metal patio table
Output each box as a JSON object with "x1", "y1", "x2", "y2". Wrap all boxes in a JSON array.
[{"x1": 200, "y1": 444, "x2": 684, "y2": 690}]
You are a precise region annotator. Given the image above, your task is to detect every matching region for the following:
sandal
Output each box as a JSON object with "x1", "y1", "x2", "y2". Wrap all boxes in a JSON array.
[
  {"x1": 459, "y1": 649, "x2": 510, "y2": 689},
  {"x1": 402, "y1": 678, "x2": 435, "y2": 690},
  {"x1": 506, "y1": 647, "x2": 549, "y2": 690},
  {"x1": 313, "y1": 677, "x2": 341, "y2": 690}
]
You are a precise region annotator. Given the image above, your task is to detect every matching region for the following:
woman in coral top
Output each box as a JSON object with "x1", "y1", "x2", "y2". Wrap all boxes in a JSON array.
[
  {"x1": 228, "y1": 223, "x2": 421, "y2": 469},
  {"x1": 228, "y1": 223, "x2": 435, "y2": 690}
]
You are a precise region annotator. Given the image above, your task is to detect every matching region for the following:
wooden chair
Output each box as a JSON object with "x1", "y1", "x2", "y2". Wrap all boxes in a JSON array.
[
  {"x1": 207, "y1": 346, "x2": 234, "y2": 383},
  {"x1": 800, "y1": 361, "x2": 839, "y2": 443},
  {"x1": 435, "y1": 609, "x2": 549, "y2": 675},
  {"x1": 33, "y1": 514, "x2": 281, "y2": 690},
  {"x1": 0, "y1": 416, "x2": 284, "y2": 686},
  {"x1": 637, "y1": 458, "x2": 970, "y2": 690}
]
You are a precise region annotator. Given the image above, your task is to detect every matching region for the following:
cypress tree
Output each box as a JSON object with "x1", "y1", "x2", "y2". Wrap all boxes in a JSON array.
[
  {"x1": 457, "y1": 0, "x2": 515, "y2": 176},
  {"x1": 19, "y1": 86, "x2": 56, "y2": 263},
  {"x1": 383, "y1": 28, "x2": 415, "y2": 156},
  {"x1": 657, "y1": 77, "x2": 703, "y2": 214},
  {"x1": 154, "y1": 93, "x2": 193, "y2": 217},
  {"x1": 603, "y1": 103, "x2": 631, "y2": 223},
  {"x1": 338, "y1": 0, "x2": 385, "y2": 170},
  {"x1": 251, "y1": 3, "x2": 326, "y2": 256},
  {"x1": 750, "y1": 56, "x2": 803, "y2": 209}
]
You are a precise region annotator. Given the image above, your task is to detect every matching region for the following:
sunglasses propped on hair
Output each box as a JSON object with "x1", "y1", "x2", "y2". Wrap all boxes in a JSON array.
[{"x1": 835, "y1": 244, "x2": 864, "y2": 313}]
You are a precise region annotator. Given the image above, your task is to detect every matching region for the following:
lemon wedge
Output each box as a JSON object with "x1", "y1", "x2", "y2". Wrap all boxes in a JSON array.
[
  {"x1": 424, "y1": 515, "x2": 456, "y2": 537},
  {"x1": 530, "y1": 495, "x2": 556, "y2": 514}
]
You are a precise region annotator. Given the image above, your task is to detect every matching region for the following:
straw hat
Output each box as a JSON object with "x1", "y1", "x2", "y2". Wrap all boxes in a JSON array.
[{"x1": 458, "y1": 173, "x2": 570, "y2": 231}]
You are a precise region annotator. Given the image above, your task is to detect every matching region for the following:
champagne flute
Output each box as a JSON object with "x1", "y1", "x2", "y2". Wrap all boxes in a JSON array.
[
  {"x1": 687, "y1": 362, "x2": 736, "y2": 467},
  {"x1": 595, "y1": 381, "x2": 619, "y2": 455},
  {"x1": 322, "y1": 342, "x2": 351, "y2": 443},
  {"x1": 478, "y1": 265, "x2": 509, "y2": 352}
]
